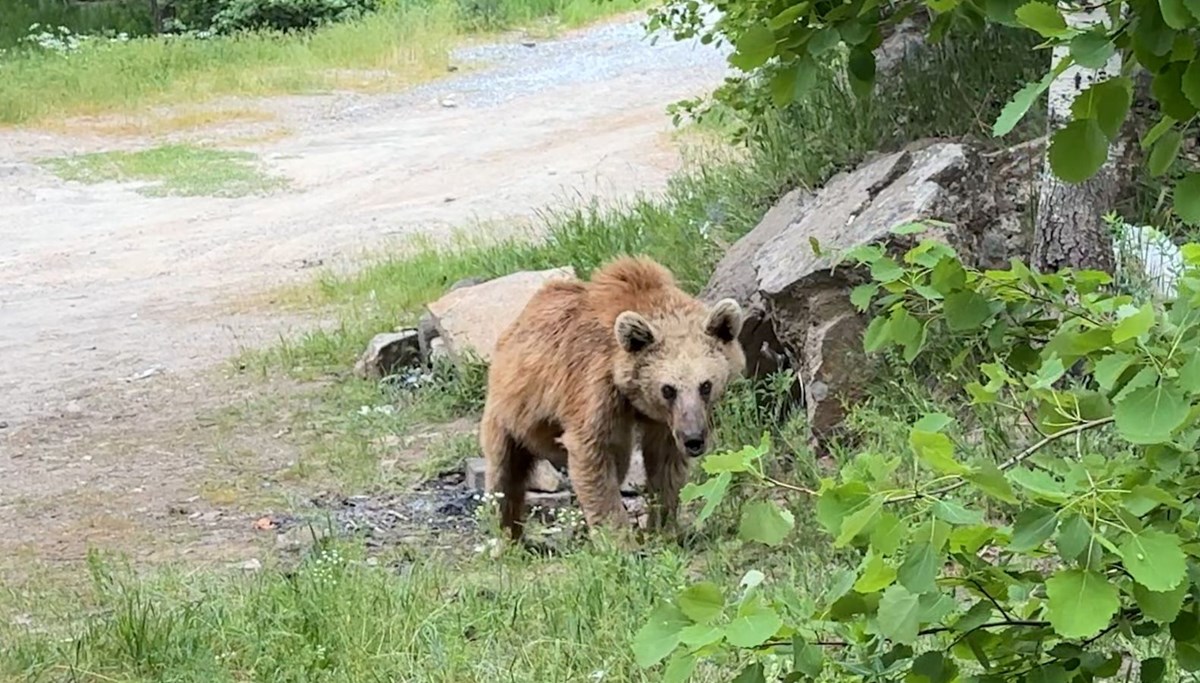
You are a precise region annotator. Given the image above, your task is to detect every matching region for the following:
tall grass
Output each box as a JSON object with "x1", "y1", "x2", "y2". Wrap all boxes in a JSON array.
[{"x1": 0, "y1": 0, "x2": 643, "y2": 124}]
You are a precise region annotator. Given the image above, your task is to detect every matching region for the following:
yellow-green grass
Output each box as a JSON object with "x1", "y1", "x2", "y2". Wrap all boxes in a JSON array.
[
  {"x1": 0, "y1": 0, "x2": 645, "y2": 125},
  {"x1": 40, "y1": 144, "x2": 289, "y2": 197}
]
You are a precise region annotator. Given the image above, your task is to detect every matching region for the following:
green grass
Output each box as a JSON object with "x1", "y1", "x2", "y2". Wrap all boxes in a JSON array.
[
  {"x1": 41, "y1": 144, "x2": 288, "y2": 197},
  {"x1": 0, "y1": 0, "x2": 644, "y2": 125}
]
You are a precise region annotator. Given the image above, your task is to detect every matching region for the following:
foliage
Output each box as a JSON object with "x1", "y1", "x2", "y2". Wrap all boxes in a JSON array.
[
  {"x1": 205, "y1": 0, "x2": 377, "y2": 34},
  {"x1": 648, "y1": 0, "x2": 1200, "y2": 226},
  {"x1": 636, "y1": 221, "x2": 1200, "y2": 680}
]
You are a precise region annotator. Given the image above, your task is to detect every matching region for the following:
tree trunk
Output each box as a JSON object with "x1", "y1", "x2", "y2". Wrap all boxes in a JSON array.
[{"x1": 1032, "y1": 1, "x2": 1124, "y2": 274}]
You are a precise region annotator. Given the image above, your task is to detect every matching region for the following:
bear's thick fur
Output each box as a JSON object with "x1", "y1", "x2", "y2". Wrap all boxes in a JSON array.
[{"x1": 479, "y1": 256, "x2": 745, "y2": 541}]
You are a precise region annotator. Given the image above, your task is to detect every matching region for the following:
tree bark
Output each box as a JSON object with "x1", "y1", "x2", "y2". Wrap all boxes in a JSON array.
[{"x1": 1032, "y1": 1, "x2": 1124, "y2": 274}]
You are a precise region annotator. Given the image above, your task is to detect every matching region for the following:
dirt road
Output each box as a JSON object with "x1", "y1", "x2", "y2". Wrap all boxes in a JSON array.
[{"x1": 0, "y1": 16, "x2": 730, "y2": 567}]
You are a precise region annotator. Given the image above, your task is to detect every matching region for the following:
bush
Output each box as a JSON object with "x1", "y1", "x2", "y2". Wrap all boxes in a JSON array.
[
  {"x1": 207, "y1": 0, "x2": 376, "y2": 33},
  {"x1": 635, "y1": 224, "x2": 1200, "y2": 681}
]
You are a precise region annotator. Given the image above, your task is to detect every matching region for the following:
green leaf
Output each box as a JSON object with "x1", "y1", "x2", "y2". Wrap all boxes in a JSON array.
[
  {"x1": 632, "y1": 604, "x2": 689, "y2": 667},
  {"x1": 967, "y1": 461, "x2": 1018, "y2": 503},
  {"x1": 663, "y1": 653, "x2": 697, "y2": 683},
  {"x1": 1134, "y1": 579, "x2": 1189, "y2": 624},
  {"x1": 1094, "y1": 352, "x2": 1137, "y2": 391},
  {"x1": 1162, "y1": 0, "x2": 1197, "y2": 28},
  {"x1": 725, "y1": 606, "x2": 782, "y2": 648},
  {"x1": 877, "y1": 584, "x2": 921, "y2": 644},
  {"x1": 854, "y1": 551, "x2": 897, "y2": 593},
  {"x1": 910, "y1": 430, "x2": 967, "y2": 475},
  {"x1": 993, "y1": 70, "x2": 1057, "y2": 136},
  {"x1": 807, "y1": 28, "x2": 841, "y2": 55},
  {"x1": 1124, "y1": 484, "x2": 1176, "y2": 516},
  {"x1": 1045, "y1": 569, "x2": 1120, "y2": 638},
  {"x1": 732, "y1": 663, "x2": 765, "y2": 683},
  {"x1": 739, "y1": 500, "x2": 795, "y2": 547},
  {"x1": 1055, "y1": 513, "x2": 1091, "y2": 561},
  {"x1": 898, "y1": 541, "x2": 939, "y2": 594},
  {"x1": 730, "y1": 24, "x2": 776, "y2": 72},
  {"x1": 1049, "y1": 119, "x2": 1110, "y2": 184},
  {"x1": 1154, "y1": 64, "x2": 1199, "y2": 120},
  {"x1": 1114, "y1": 381, "x2": 1190, "y2": 444},
  {"x1": 944, "y1": 291, "x2": 991, "y2": 331},
  {"x1": 850, "y1": 283, "x2": 877, "y2": 311},
  {"x1": 1071, "y1": 77, "x2": 1131, "y2": 140},
  {"x1": 864, "y1": 316, "x2": 892, "y2": 352},
  {"x1": 1028, "y1": 355, "x2": 1066, "y2": 390},
  {"x1": 913, "y1": 412, "x2": 953, "y2": 433},
  {"x1": 871, "y1": 256, "x2": 905, "y2": 283},
  {"x1": 1149, "y1": 129, "x2": 1183, "y2": 176},
  {"x1": 678, "y1": 623, "x2": 723, "y2": 648},
  {"x1": 792, "y1": 635, "x2": 825, "y2": 677},
  {"x1": 677, "y1": 582, "x2": 724, "y2": 624},
  {"x1": 1070, "y1": 31, "x2": 1115, "y2": 68},
  {"x1": 1142, "y1": 657, "x2": 1167, "y2": 683},
  {"x1": 1177, "y1": 174, "x2": 1200, "y2": 226},
  {"x1": 932, "y1": 499, "x2": 984, "y2": 525},
  {"x1": 1180, "y1": 353, "x2": 1200, "y2": 394},
  {"x1": 1010, "y1": 507, "x2": 1059, "y2": 551},
  {"x1": 681, "y1": 471, "x2": 732, "y2": 525},
  {"x1": 1113, "y1": 302, "x2": 1155, "y2": 343},
  {"x1": 1009, "y1": 468, "x2": 1070, "y2": 503},
  {"x1": 1015, "y1": 1, "x2": 1068, "y2": 36},
  {"x1": 1142, "y1": 115, "x2": 1177, "y2": 150},
  {"x1": 847, "y1": 45, "x2": 876, "y2": 98},
  {"x1": 1120, "y1": 529, "x2": 1188, "y2": 591},
  {"x1": 836, "y1": 496, "x2": 883, "y2": 547}
]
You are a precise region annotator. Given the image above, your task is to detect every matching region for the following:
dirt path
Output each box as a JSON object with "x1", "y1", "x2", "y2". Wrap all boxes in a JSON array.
[{"x1": 0, "y1": 16, "x2": 730, "y2": 569}]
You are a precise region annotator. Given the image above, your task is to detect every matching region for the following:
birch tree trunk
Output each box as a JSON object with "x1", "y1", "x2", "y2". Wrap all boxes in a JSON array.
[{"x1": 1032, "y1": 1, "x2": 1124, "y2": 273}]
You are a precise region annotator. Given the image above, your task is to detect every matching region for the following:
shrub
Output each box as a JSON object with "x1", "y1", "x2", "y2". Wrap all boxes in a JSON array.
[{"x1": 635, "y1": 223, "x2": 1200, "y2": 681}]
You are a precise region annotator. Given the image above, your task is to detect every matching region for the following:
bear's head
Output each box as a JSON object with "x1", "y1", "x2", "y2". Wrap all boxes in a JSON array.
[{"x1": 613, "y1": 298, "x2": 746, "y2": 458}]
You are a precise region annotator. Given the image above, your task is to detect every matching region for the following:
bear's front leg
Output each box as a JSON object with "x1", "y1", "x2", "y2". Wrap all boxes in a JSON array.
[
  {"x1": 641, "y1": 422, "x2": 690, "y2": 533},
  {"x1": 561, "y1": 429, "x2": 630, "y2": 530}
]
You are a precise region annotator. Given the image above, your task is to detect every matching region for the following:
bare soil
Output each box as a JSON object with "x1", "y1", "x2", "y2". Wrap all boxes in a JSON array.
[{"x1": 0, "y1": 17, "x2": 729, "y2": 572}]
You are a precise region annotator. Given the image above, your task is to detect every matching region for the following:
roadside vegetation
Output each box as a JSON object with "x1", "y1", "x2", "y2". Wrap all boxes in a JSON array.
[{"x1": 0, "y1": 0, "x2": 643, "y2": 124}]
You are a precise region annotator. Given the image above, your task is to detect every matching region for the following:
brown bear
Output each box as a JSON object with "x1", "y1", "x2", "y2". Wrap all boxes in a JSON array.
[{"x1": 479, "y1": 256, "x2": 745, "y2": 543}]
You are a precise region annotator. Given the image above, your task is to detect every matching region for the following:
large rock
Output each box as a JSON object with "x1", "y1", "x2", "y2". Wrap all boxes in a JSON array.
[
  {"x1": 426, "y1": 267, "x2": 575, "y2": 363},
  {"x1": 704, "y1": 139, "x2": 1040, "y2": 447}
]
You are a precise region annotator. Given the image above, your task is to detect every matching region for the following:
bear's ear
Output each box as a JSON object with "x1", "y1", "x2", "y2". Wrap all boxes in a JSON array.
[
  {"x1": 615, "y1": 311, "x2": 658, "y2": 353},
  {"x1": 705, "y1": 298, "x2": 743, "y2": 343}
]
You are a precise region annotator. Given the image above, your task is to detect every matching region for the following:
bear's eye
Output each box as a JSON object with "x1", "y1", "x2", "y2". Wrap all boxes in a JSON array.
[
  {"x1": 661, "y1": 384, "x2": 677, "y2": 401},
  {"x1": 699, "y1": 381, "x2": 712, "y2": 399}
]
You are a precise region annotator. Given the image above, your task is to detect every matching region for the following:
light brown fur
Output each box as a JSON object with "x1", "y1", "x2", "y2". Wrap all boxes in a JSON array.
[{"x1": 479, "y1": 256, "x2": 745, "y2": 542}]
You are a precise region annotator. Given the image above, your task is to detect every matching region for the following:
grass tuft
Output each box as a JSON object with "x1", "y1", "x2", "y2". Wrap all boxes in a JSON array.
[{"x1": 40, "y1": 144, "x2": 288, "y2": 197}]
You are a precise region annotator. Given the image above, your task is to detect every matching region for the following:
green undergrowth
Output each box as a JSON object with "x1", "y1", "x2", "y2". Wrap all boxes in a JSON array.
[
  {"x1": 41, "y1": 144, "x2": 288, "y2": 197},
  {"x1": 0, "y1": 523, "x2": 833, "y2": 683}
]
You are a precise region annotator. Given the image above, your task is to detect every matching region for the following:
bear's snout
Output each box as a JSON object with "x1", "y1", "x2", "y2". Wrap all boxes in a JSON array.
[{"x1": 678, "y1": 429, "x2": 708, "y2": 457}]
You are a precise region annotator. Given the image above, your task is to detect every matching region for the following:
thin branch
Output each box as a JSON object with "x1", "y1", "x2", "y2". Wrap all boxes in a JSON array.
[
  {"x1": 967, "y1": 578, "x2": 1015, "y2": 622},
  {"x1": 763, "y1": 475, "x2": 817, "y2": 496},
  {"x1": 888, "y1": 416, "x2": 1115, "y2": 504}
]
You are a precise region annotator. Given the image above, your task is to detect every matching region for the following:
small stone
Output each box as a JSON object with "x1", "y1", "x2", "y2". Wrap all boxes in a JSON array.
[
  {"x1": 528, "y1": 460, "x2": 565, "y2": 493},
  {"x1": 0, "y1": 421, "x2": 9, "y2": 429},
  {"x1": 465, "y1": 458, "x2": 486, "y2": 492},
  {"x1": 353, "y1": 330, "x2": 421, "y2": 380},
  {"x1": 239, "y1": 558, "x2": 262, "y2": 572},
  {"x1": 520, "y1": 40, "x2": 536, "y2": 47}
]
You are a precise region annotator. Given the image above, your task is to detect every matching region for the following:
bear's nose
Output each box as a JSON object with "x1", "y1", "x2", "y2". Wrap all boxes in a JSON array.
[{"x1": 682, "y1": 431, "x2": 707, "y2": 457}]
